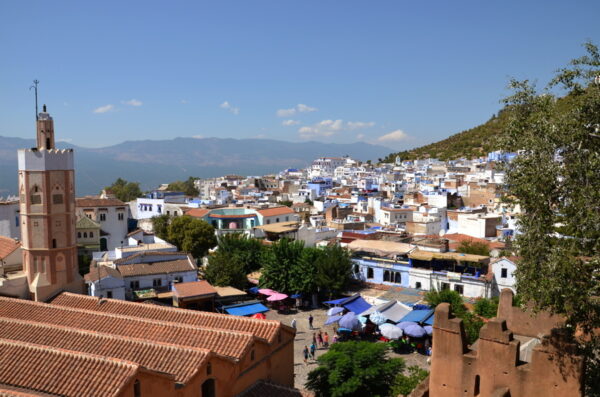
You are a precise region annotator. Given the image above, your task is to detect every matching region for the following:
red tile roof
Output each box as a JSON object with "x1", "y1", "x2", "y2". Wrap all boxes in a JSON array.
[
  {"x1": 257, "y1": 206, "x2": 294, "y2": 217},
  {"x1": 84, "y1": 264, "x2": 123, "y2": 282},
  {"x1": 117, "y1": 258, "x2": 197, "y2": 277},
  {"x1": 52, "y1": 292, "x2": 283, "y2": 343},
  {"x1": 76, "y1": 197, "x2": 126, "y2": 207},
  {"x1": 0, "y1": 339, "x2": 138, "y2": 397},
  {"x1": 0, "y1": 296, "x2": 253, "y2": 360},
  {"x1": 0, "y1": 237, "x2": 20, "y2": 260},
  {"x1": 186, "y1": 208, "x2": 210, "y2": 218},
  {"x1": 174, "y1": 280, "x2": 217, "y2": 298},
  {"x1": 0, "y1": 317, "x2": 209, "y2": 384}
]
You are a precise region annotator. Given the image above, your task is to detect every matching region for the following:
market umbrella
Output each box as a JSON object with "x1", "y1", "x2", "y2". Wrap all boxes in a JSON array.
[
  {"x1": 325, "y1": 314, "x2": 343, "y2": 325},
  {"x1": 258, "y1": 289, "x2": 276, "y2": 295},
  {"x1": 424, "y1": 325, "x2": 433, "y2": 335},
  {"x1": 397, "y1": 321, "x2": 419, "y2": 331},
  {"x1": 404, "y1": 324, "x2": 427, "y2": 338},
  {"x1": 267, "y1": 293, "x2": 288, "y2": 301},
  {"x1": 369, "y1": 311, "x2": 387, "y2": 326},
  {"x1": 327, "y1": 307, "x2": 344, "y2": 316},
  {"x1": 338, "y1": 312, "x2": 361, "y2": 331},
  {"x1": 251, "y1": 313, "x2": 266, "y2": 319},
  {"x1": 379, "y1": 323, "x2": 403, "y2": 339},
  {"x1": 337, "y1": 328, "x2": 353, "y2": 333}
]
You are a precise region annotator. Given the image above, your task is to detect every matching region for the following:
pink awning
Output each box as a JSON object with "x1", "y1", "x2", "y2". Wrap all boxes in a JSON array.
[{"x1": 267, "y1": 293, "x2": 289, "y2": 301}]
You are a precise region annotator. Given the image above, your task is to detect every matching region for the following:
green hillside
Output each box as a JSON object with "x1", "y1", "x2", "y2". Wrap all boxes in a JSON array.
[
  {"x1": 382, "y1": 109, "x2": 510, "y2": 162},
  {"x1": 382, "y1": 93, "x2": 578, "y2": 163}
]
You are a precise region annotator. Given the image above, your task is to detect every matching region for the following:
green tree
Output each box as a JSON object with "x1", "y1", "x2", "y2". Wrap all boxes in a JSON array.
[
  {"x1": 456, "y1": 240, "x2": 490, "y2": 256},
  {"x1": 391, "y1": 366, "x2": 429, "y2": 397},
  {"x1": 104, "y1": 178, "x2": 143, "y2": 202},
  {"x1": 473, "y1": 297, "x2": 499, "y2": 319},
  {"x1": 214, "y1": 233, "x2": 263, "y2": 274},
  {"x1": 279, "y1": 200, "x2": 293, "y2": 207},
  {"x1": 424, "y1": 288, "x2": 466, "y2": 316},
  {"x1": 315, "y1": 244, "x2": 353, "y2": 298},
  {"x1": 203, "y1": 251, "x2": 247, "y2": 289},
  {"x1": 167, "y1": 177, "x2": 199, "y2": 196},
  {"x1": 499, "y1": 42, "x2": 600, "y2": 395},
  {"x1": 306, "y1": 341, "x2": 404, "y2": 397},
  {"x1": 166, "y1": 216, "x2": 216, "y2": 258},
  {"x1": 151, "y1": 214, "x2": 170, "y2": 241},
  {"x1": 259, "y1": 239, "x2": 305, "y2": 293}
]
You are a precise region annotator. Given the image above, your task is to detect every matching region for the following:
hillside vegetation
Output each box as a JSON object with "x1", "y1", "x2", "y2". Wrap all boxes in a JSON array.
[{"x1": 382, "y1": 94, "x2": 576, "y2": 162}]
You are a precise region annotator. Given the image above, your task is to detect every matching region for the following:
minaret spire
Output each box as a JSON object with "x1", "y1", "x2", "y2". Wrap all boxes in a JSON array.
[
  {"x1": 30, "y1": 80, "x2": 39, "y2": 121},
  {"x1": 36, "y1": 104, "x2": 55, "y2": 150}
]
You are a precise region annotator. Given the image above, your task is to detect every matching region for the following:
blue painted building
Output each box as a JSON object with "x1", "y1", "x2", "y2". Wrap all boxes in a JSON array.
[{"x1": 353, "y1": 257, "x2": 411, "y2": 288}]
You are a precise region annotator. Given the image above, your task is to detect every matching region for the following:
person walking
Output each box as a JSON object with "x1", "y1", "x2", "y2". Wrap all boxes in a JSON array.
[
  {"x1": 312, "y1": 333, "x2": 317, "y2": 347},
  {"x1": 291, "y1": 318, "x2": 297, "y2": 330},
  {"x1": 303, "y1": 345, "x2": 309, "y2": 364},
  {"x1": 333, "y1": 332, "x2": 338, "y2": 344},
  {"x1": 308, "y1": 314, "x2": 314, "y2": 329},
  {"x1": 323, "y1": 332, "x2": 329, "y2": 348},
  {"x1": 317, "y1": 331, "x2": 323, "y2": 348},
  {"x1": 310, "y1": 342, "x2": 316, "y2": 360}
]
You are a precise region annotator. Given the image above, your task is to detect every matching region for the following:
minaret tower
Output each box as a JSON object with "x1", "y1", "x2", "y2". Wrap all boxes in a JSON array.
[{"x1": 18, "y1": 105, "x2": 83, "y2": 301}]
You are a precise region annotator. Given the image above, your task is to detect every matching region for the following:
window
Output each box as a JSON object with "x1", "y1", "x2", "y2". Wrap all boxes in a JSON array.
[
  {"x1": 285, "y1": 216, "x2": 289, "y2": 222},
  {"x1": 99, "y1": 213, "x2": 106, "y2": 222},
  {"x1": 441, "y1": 282, "x2": 450, "y2": 291},
  {"x1": 153, "y1": 278, "x2": 162, "y2": 287},
  {"x1": 367, "y1": 267, "x2": 374, "y2": 279},
  {"x1": 106, "y1": 291, "x2": 113, "y2": 299},
  {"x1": 130, "y1": 280, "x2": 140, "y2": 290},
  {"x1": 52, "y1": 239, "x2": 57, "y2": 249},
  {"x1": 33, "y1": 221, "x2": 39, "y2": 227},
  {"x1": 206, "y1": 363, "x2": 212, "y2": 375},
  {"x1": 250, "y1": 350, "x2": 255, "y2": 361},
  {"x1": 83, "y1": 232, "x2": 87, "y2": 238},
  {"x1": 394, "y1": 272, "x2": 401, "y2": 283},
  {"x1": 118, "y1": 213, "x2": 124, "y2": 220},
  {"x1": 454, "y1": 284, "x2": 464, "y2": 295},
  {"x1": 78, "y1": 232, "x2": 81, "y2": 238},
  {"x1": 383, "y1": 270, "x2": 390, "y2": 282},
  {"x1": 266, "y1": 219, "x2": 271, "y2": 224},
  {"x1": 52, "y1": 194, "x2": 63, "y2": 204},
  {"x1": 276, "y1": 218, "x2": 280, "y2": 222},
  {"x1": 31, "y1": 194, "x2": 42, "y2": 204},
  {"x1": 416, "y1": 282, "x2": 422, "y2": 289},
  {"x1": 175, "y1": 276, "x2": 183, "y2": 283},
  {"x1": 353, "y1": 265, "x2": 359, "y2": 274},
  {"x1": 501, "y1": 268, "x2": 508, "y2": 278},
  {"x1": 90, "y1": 232, "x2": 94, "y2": 238},
  {"x1": 474, "y1": 375, "x2": 480, "y2": 396}
]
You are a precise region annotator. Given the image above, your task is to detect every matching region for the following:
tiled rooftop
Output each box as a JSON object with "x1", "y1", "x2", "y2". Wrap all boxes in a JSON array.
[
  {"x1": 0, "y1": 237, "x2": 20, "y2": 260},
  {"x1": 53, "y1": 292, "x2": 282, "y2": 343},
  {"x1": 0, "y1": 339, "x2": 138, "y2": 397},
  {"x1": 117, "y1": 258, "x2": 196, "y2": 277}
]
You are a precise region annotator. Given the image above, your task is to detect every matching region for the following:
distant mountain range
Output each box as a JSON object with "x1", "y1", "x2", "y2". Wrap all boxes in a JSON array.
[{"x1": 0, "y1": 136, "x2": 392, "y2": 196}]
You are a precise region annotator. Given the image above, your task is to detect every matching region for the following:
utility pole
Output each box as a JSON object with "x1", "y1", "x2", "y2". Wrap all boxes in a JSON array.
[{"x1": 30, "y1": 80, "x2": 40, "y2": 120}]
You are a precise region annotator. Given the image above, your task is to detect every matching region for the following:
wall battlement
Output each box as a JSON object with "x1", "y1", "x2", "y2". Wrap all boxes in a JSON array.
[
  {"x1": 18, "y1": 148, "x2": 74, "y2": 171},
  {"x1": 429, "y1": 289, "x2": 584, "y2": 397}
]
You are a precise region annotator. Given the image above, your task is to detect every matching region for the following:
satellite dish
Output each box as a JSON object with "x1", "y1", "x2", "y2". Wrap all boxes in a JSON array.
[{"x1": 439, "y1": 229, "x2": 446, "y2": 237}]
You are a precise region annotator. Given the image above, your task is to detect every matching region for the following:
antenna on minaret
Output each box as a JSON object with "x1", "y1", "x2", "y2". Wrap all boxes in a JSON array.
[{"x1": 30, "y1": 80, "x2": 40, "y2": 121}]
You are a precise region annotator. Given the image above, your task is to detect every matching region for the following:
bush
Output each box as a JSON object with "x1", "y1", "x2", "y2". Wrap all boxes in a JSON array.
[
  {"x1": 392, "y1": 366, "x2": 429, "y2": 397},
  {"x1": 473, "y1": 297, "x2": 499, "y2": 318}
]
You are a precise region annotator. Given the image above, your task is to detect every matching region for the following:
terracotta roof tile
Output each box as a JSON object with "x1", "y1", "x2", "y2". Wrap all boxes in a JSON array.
[
  {"x1": 0, "y1": 237, "x2": 20, "y2": 260},
  {"x1": 117, "y1": 258, "x2": 197, "y2": 277},
  {"x1": 76, "y1": 197, "x2": 126, "y2": 207},
  {"x1": 0, "y1": 296, "x2": 253, "y2": 360},
  {"x1": 53, "y1": 292, "x2": 282, "y2": 343},
  {"x1": 186, "y1": 208, "x2": 210, "y2": 218},
  {"x1": 84, "y1": 264, "x2": 123, "y2": 282},
  {"x1": 257, "y1": 206, "x2": 294, "y2": 217},
  {"x1": 0, "y1": 317, "x2": 208, "y2": 384},
  {"x1": 0, "y1": 339, "x2": 138, "y2": 397},
  {"x1": 173, "y1": 280, "x2": 217, "y2": 298}
]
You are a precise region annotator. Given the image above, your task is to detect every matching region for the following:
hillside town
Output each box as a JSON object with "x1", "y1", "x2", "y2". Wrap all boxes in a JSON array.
[{"x1": 0, "y1": 102, "x2": 590, "y2": 397}]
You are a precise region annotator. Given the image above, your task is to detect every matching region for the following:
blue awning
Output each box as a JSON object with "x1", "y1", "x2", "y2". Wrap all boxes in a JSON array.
[
  {"x1": 399, "y1": 309, "x2": 435, "y2": 324},
  {"x1": 423, "y1": 313, "x2": 435, "y2": 325},
  {"x1": 324, "y1": 297, "x2": 347, "y2": 305},
  {"x1": 342, "y1": 295, "x2": 371, "y2": 315},
  {"x1": 223, "y1": 302, "x2": 269, "y2": 316}
]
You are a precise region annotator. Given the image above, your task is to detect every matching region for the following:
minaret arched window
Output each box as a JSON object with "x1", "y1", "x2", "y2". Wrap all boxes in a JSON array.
[
  {"x1": 52, "y1": 184, "x2": 64, "y2": 205},
  {"x1": 52, "y1": 239, "x2": 57, "y2": 248}
]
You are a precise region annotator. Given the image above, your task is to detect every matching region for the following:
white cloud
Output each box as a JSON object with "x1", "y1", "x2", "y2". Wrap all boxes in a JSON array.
[
  {"x1": 276, "y1": 103, "x2": 318, "y2": 117},
  {"x1": 93, "y1": 104, "x2": 114, "y2": 114},
  {"x1": 220, "y1": 101, "x2": 239, "y2": 115},
  {"x1": 123, "y1": 99, "x2": 142, "y2": 107},
  {"x1": 282, "y1": 119, "x2": 300, "y2": 126},
  {"x1": 378, "y1": 129, "x2": 409, "y2": 142},
  {"x1": 347, "y1": 121, "x2": 375, "y2": 130},
  {"x1": 356, "y1": 134, "x2": 365, "y2": 140},
  {"x1": 299, "y1": 119, "x2": 375, "y2": 139}
]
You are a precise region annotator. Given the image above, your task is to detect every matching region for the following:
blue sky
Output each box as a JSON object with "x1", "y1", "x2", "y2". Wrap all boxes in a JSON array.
[{"x1": 1, "y1": 1, "x2": 598, "y2": 150}]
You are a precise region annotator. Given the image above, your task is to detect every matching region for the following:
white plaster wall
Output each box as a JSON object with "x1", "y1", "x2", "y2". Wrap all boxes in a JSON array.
[{"x1": 0, "y1": 203, "x2": 20, "y2": 239}]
